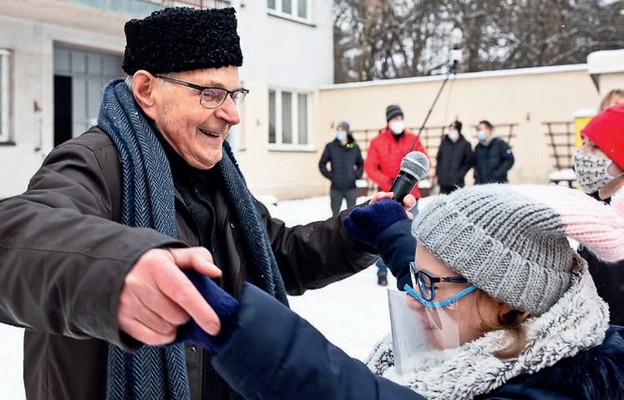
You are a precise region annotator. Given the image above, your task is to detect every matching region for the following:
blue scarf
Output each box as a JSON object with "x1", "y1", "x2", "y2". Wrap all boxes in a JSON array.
[{"x1": 98, "y1": 78, "x2": 288, "y2": 400}]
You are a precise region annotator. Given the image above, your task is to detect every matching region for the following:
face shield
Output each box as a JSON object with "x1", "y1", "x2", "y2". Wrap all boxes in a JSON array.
[{"x1": 388, "y1": 261, "x2": 477, "y2": 374}]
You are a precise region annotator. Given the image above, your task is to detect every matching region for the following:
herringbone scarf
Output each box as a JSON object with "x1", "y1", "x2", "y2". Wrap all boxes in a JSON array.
[{"x1": 98, "y1": 78, "x2": 288, "y2": 400}]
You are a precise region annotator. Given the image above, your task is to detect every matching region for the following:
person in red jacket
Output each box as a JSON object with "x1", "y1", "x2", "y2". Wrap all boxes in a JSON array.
[{"x1": 364, "y1": 104, "x2": 428, "y2": 285}]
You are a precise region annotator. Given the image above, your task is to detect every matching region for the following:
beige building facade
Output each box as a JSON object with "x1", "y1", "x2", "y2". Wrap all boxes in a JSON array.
[{"x1": 249, "y1": 57, "x2": 623, "y2": 200}]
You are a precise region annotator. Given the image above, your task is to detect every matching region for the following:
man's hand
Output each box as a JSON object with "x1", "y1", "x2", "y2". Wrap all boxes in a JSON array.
[
  {"x1": 369, "y1": 191, "x2": 416, "y2": 219},
  {"x1": 118, "y1": 247, "x2": 222, "y2": 346}
]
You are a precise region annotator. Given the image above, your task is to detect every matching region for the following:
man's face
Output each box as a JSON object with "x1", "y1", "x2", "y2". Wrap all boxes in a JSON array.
[{"x1": 150, "y1": 66, "x2": 241, "y2": 170}]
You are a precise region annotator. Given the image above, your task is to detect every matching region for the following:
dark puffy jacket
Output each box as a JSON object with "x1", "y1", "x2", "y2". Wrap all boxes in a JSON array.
[
  {"x1": 436, "y1": 134, "x2": 473, "y2": 188},
  {"x1": 479, "y1": 326, "x2": 624, "y2": 400},
  {"x1": 318, "y1": 136, "x2": 363, "y2": 190},
  {"x1": 473, "y1": 137, "x2": 514, "y2": 184},
  {"x1": 581, "y1": 249, "x2": 624, "y2": 325},
  {"x1": 213, "y1": 284, "x2": 425, "y2": 400}
]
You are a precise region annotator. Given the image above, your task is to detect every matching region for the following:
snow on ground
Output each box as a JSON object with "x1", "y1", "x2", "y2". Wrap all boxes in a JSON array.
[{"x1": 0, "y1": 195, "x2": 425, "y2": 398}]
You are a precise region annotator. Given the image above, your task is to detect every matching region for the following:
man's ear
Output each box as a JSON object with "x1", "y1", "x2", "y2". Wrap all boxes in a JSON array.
[{"x1": 132, "y1": 70, "x2": 158, "y2": 120}]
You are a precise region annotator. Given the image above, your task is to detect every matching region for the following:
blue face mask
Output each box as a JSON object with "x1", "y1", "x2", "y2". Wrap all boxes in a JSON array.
[
  {"x1": 335, "y1": 130, "x2": 347, "y2": 141},
  {"x1": 476, "y1": 130, "x2": 487, "y2": 142}
]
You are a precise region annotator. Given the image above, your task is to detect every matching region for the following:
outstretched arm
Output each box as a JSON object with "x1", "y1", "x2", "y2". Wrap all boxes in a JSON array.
[{"x1": 177, "y1": 279, "x2": 425, "y2": 400}]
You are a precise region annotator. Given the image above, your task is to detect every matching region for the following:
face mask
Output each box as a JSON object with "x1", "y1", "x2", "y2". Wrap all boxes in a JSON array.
[
  {"x1": 335, "y1": 130, "x2": 347, "y2": 142},
  {"x1": 389, "y1": 121, "x2": 405, "y2": 135},
  {"x1": 446, "y1": 130, "x2": 459, "y2": 142},
  {"x1": 476, "y1": 130, "x2": 487, "y2": 142},
  {"x1": 573, "y1": 150, "x2": 619, "y2": 194}
]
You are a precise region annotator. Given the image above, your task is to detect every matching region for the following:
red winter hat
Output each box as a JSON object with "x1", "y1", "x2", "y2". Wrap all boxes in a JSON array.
[{"x1": 581, "y1": 104, "x2": 624, "y2": 169}]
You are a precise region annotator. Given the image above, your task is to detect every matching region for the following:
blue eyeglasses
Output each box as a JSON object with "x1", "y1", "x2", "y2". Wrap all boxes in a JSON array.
[
  {"x1": 406, "y1": 261, "x2": 477, "y2": 308},
  {"x1": 155, "y1": 75, "x2": 249, "y2": 109}
]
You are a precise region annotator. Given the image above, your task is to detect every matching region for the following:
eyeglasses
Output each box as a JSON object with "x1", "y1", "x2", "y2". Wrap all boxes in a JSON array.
[
  {"x1": 155, "y1": 75, "x2": 249, "y2": 109},
  {"x1": 409, "y1": 262, "x2": 469, "y2": 302}
]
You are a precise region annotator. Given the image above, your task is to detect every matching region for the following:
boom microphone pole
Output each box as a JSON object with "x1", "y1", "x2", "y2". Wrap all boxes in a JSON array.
[{"x1": 410, "y1": 46, "x2": 462, "y2": 151}]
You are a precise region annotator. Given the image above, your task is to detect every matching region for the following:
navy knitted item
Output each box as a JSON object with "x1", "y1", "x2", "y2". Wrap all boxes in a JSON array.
[
  {"x1": 343, "y1": 199, "x2": 408, "y2": 245},
  {"x1": 98, "y1": 78, "x2": 288, "y2": 400},
  {"x1": 175, "y1": 271, "x2": 240, "y2": 352},
  {"x1": 99, "y1": 79, "x2": 190, "y2": 400}
]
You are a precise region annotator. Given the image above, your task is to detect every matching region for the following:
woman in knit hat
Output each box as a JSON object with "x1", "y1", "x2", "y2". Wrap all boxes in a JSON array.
[
  {"x1": 174, "y1": 184, "x2": 624, "y2": 400},
  {"x1": 366, "y1": 184, "x2": 624, "y2": 399},
  {"x1": 573, "y1": 103, "x2": 624, "y2": 325}
]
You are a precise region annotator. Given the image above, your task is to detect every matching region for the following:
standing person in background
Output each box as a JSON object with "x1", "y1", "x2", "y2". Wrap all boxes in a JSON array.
[
  {"x1": 599, "y1": 89, "x2": 624, "y2": 111},
  {"x1": 473, "y1": 119, "x2": 514, "y2": 184},
  {"x1": 572, "y1": 103, "x2": 624, "y2": 325},
  {"x1": 364, "y1": 104, "x2": 428, "y2": 286},
  {"x1": 435, "y1": 120, "x2": 473, "y2": 194},
  {"x1": 318, "y1": 121, "x2": 364, "y2": 216}
]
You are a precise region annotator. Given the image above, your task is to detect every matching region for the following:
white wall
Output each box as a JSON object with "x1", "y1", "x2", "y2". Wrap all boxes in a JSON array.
[{"x1": 0, "y1": 1, "x2": 126, "y2": 198}]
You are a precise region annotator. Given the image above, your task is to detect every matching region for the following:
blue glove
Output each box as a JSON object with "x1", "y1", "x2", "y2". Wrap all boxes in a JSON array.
[
  {"x1": 343, "y1": 198, "x2": 408, "y2": 245},
  {"x1": 173, "y1": 270, "x2": 240, "y2": 353}
]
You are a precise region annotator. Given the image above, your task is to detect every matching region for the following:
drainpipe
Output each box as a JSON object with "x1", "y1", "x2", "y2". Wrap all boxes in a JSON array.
[{"x1": 227, "y1": 0, "x2": 242, "y2": 157}]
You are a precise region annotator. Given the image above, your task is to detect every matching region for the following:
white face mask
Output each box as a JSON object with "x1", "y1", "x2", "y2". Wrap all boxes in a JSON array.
[
  {"x1": 573, "y1": 150, "x2": 619, "y2": 194},
  {"x1": 446, "y1": 130, "x2": 459, "y2": 142},
  {"x1": 389, "y1": 121, "x2": 405, "y2": 135}
]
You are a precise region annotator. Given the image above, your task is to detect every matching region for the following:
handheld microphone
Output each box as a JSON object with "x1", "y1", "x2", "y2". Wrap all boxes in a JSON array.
[{"x1": 389, "y1": 151, "x2": 430, "y2": 203}]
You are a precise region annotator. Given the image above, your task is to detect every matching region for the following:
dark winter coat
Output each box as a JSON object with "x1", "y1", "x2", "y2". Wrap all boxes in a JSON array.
[
  {"x1": 212, "y1": 283, "x2": 425, "y2": 400},
  {"x1": 473, "y1": 136, "x2": 514, "y2": 184},
  {"x1": 479, "y1": 326, "x2": 624, "y2": 399},
  {"x1": 0, "y1": 127, "x2": 377, "y2": 400},
  {"x1": 318, "y1": 136, "x2": 364, "y2": 190},
  {"x1": 435, "y1": 134, "x2": 473, "y2": 188},
  {"x1": 364, "y1": 127, "x2": 429, "y2": 199}
]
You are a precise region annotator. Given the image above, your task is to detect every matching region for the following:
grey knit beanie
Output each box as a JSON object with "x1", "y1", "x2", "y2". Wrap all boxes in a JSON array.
[
  {"x1": 386, "y1": 104, "x2": 404, "y2": 122},
  {"x1": 412, "y1": 184, "x2": 574, "y2": 316},
  {"x1": 337, "y1": 121, "x2": 350, "y2": 133}
]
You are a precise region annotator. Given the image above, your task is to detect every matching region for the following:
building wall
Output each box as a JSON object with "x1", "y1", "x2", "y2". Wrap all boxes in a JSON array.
[
  {"x1": 235, "y1": 0, "x2": 334, "y2": 199},
  {"x1": 0, "y1": 0, "x2": 128, "y2": 198},
  {"x1": 311, "y1": 65, "x2": 600, "y2": 194}
]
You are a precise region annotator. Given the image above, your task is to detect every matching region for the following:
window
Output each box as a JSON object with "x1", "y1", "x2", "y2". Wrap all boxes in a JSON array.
[
  {"x1": 268, "y1": 0, "x2": 309, "y2": 22},
  {"x1": 0, "y1": 49, "x2": 9, "y2": 142},
  {"x1": 268, "y1": 88, "x2": 310, "y2": 148}
]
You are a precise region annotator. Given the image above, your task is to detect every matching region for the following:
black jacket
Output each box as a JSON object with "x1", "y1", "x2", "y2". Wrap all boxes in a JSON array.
[
  {"x1": 436, "y1": 134, "x2": 473, "y2": 188},
  {"x1": 473, "y1": 137, "x2": 514, "y2": 184},
  {"x1": 318, "y1": 136, "x2": 363, "y2": 190}
]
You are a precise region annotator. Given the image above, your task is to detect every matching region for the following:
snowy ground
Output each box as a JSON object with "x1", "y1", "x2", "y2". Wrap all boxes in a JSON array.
[{"x1": 0, "y1": 195, "x2": 424, "y2": 398}]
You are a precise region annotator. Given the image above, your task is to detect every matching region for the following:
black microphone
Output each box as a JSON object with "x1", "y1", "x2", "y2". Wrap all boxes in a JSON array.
[{"x1": 388, "y1": 151, "x2": 430, "y2": 203}]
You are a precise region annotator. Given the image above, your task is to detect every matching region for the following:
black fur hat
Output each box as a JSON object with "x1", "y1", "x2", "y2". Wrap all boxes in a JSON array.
[{"x1": 122, "y1": 7, "x2": 243, "y2": 75}]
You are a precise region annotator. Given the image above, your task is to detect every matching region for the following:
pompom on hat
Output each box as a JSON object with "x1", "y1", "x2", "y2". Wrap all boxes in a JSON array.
[
  {"x1": 122, "y1": 7, "x2": 243, "y2": 75},
  {"x1": 412, "y1": 184, "x2": 624, "y2": 316},
  {"x1": 580, "y1": 103, "x2": 624, "y2": 170}
]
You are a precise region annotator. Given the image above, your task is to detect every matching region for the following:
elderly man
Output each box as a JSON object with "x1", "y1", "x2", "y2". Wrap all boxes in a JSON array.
[{"x1": 0, "y1": 8, "x2": 411, "y2": 400}]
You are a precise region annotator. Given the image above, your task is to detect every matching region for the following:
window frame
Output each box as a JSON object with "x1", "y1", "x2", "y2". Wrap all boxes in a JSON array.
[
  {"x1": 0, "y1": 48, "x2": 10, "y2": 142},
  {"x1": 267, "y1": 0, "x2": 311, "y2": 24},
  {"x1": 268, "y1": 87, "x2": 313, "y2": 151}
]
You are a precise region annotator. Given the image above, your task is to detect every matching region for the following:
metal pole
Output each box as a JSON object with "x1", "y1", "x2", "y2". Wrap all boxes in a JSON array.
[{"x1": 227, "y1": 0, "x2": 242, "y2": 156}]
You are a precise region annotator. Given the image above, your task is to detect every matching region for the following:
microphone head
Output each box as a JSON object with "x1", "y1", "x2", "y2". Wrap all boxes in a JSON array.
[{"x1": 400, "y1": 151, "x2": 429, "y2": 180}]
